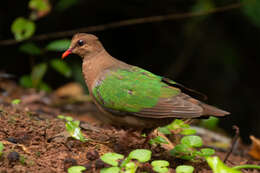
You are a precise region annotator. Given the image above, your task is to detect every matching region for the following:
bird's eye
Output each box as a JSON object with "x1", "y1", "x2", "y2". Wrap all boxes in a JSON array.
[{"x1": 77, "y1": 40, "x2": 85, "y2": 46}]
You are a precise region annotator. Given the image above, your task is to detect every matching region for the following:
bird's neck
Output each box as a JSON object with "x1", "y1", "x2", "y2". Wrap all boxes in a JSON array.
[{"x1": 82, "y1": 49, "x2": 121, "y2": 90}]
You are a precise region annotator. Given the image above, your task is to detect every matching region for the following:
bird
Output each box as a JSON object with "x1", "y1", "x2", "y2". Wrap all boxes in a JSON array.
[{"x1": 62, "y1": 33, "x2": 230, "y2": 129}]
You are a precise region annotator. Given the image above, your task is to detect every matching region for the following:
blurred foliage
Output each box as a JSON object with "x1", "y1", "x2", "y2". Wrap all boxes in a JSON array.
[
  {"x1": 11, "y1": 18, "x2": 35, "y2": 41},
  {"x1": 29, "y1": 0, "x2": 49, "y2": 11},
  {"x1": 50, "y1": 59, "x2": 72, "y2": 77},
  {"x1": 55, "y1": 0, "x2": 79, "y2": 11},
  {"x1": 242, "y1": 0, "x2": 260, "y2": 28},
  {"x1": 192, "y1": 0, "x2": 214, "y2": 13},
  {"x1": 19, "y1": 43, "x2": 42, "y2": 55},
  {"x1": 200, "y1": 117, "x2": 220, "y2": 130},
  {"x1": 46, "y1": 39, "x2": 71, "y2": 51}
]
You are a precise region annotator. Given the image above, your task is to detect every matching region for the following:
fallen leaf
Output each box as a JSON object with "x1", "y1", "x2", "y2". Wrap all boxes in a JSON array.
[
  {"x1": 248, "y1": 135, "x2": 260, "y2": 160},
  {"x1": 54, "y1": 83, "x2": 84, "y2": 98}
]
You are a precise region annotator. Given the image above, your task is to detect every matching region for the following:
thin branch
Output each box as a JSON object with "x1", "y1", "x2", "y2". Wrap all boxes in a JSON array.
[
  {"x1": 224, "y1": 125, "x2": 240, "y2": 163},
  {"x1": 0, "y1": 2, "x2": 242, "y2": 46}
]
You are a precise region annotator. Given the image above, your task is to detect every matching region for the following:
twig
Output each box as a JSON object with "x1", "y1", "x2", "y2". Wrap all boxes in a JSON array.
[
  {"x1": 224, "y1": 125, "x2": 240, "y2": 163},
  {"x1": 0, "y1": 2, "x2": 242, "y2": 46}
]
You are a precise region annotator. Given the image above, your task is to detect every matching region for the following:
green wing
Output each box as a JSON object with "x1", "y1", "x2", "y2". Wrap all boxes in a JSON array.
[{"x1": 92, "y1": 66, "x2": 204, "y2": 118}]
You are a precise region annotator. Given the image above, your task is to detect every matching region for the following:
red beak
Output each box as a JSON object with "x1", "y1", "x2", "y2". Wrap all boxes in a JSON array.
[{"x1": 62, "y1": 48, "x2": 72, "y2": 59}]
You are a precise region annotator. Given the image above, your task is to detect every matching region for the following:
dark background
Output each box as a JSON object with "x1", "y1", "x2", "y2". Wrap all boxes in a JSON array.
[{"x1": 0, "y1": 0, "x2": 259, "y2": 143}]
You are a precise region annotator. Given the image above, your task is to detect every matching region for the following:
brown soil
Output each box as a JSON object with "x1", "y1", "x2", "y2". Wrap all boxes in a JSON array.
[{"x1": 0, "y1": 80, "x2": 259, "y2": 173}]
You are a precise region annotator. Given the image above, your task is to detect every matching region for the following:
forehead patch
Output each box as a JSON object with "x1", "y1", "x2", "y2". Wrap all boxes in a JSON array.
[{"x1": 73, "y1": 33, "x2": 98, "y2": 41}]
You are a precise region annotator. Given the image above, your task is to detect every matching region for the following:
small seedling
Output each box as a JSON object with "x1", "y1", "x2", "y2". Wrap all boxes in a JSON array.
[
  {"x1": 149, "y1": 136, "x2": 169, "y2": 145},
  {"x1": 100, "y1": 167, "x2": 120, "y2": 173},
  {"x1": 200, "y1": 116, "x2": 219, "y2": 130},
  {"x1": 0, "y1": 142, "x2": 4, "y2": 157},
  {"x1": 206, "y1": 156, "x2": 260, "y2": 173},
  {"x1": 170, "y1": 135, "x2": 215, "y2": 161},
  {"x1": 19, "y1": 155, "x2": 26, "y2": 165},
  {"x1": 151, "y1": 160, "x2": 169, "y2": 173},
  {"x1": 158, "y1": 119, "x2": 196, "y2": 135},
  {"x1": 176, "y1": 165, "x2": 194, "y2": 173},
  {"x1": 100, "y1": 149, "x2": 152, "y2": 173},
  {"x1": 58, "y1": 115, "x2": 87, "y2": 142},
  {"x1": 151, "y1": 119, "x2": 196, "y2": 145},
  {"x1": 68, "y1": 166, "x2": 86, "y2": 173},
  {"x1": 11, "y1": 99, "x2": 21, "y2": 105}
]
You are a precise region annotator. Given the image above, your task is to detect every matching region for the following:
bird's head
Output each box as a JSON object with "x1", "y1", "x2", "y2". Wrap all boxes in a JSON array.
[{"x1": 62, "y1": 33, "x2": 103, "y2": 59}]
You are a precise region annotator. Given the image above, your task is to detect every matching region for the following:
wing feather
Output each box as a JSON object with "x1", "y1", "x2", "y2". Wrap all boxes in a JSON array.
[{"x1": 92, "y1": 67, "x2": 206, "y2": 119}]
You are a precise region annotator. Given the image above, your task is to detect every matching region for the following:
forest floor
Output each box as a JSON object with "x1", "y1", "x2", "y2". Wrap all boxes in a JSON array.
[{"x1": 0, "y1": 79, "x2": 259, "y2": 173}]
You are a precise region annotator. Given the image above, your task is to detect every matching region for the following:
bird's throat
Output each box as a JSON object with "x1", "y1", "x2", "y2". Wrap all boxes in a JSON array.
[{"x1": 82, "y1": 50, "x2": 119, "y2": 90}]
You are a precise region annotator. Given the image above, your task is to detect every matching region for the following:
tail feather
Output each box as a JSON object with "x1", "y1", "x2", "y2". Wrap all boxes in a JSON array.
[{"x1": 201, "y1": 103, "x2": 230, "y2": 117}]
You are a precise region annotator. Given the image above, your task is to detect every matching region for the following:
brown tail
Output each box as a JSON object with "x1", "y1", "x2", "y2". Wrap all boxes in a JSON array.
[{"x1": 201, "y1": 103, "x2": 230, "y2": 116}]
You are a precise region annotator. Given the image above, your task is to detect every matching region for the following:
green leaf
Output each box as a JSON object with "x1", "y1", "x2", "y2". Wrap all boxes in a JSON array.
[
  {"x1": 56, "y1": 0, "x2": 78, "y2": 11},
  {"x1": 151, "y1": 160, "x2": 169, "y2": 173},
  {"x1": 57, "y1": 115, "x2": 73, "y2": 121},
  {"x1": 128, "y1": 149, "x2": 151, "y2": 163},
  {"x1": 57, "y1": 115, "x2": 65, "y2": 119},
  {"x1": 181, "y1": 129, "x2": 197, "y2": 135},
  {"x1": 170, "y1": 144, "x2": 191, "y2": 156},
  {"x1": 168, "y1": 119, "x2": 189, "y2": 130},
  {"x1": 101, "y1": 153, "x2": 124, "y2": 167},
  {"x1": 192, "y1": 0, "x2": 214, "y2": 13},
  {"x1": 242, "y1": 0, "x2": 260, "y2": 28},
  {"x1": 50, "y1": 59, "x2": 72, "y2": 77},
  {"x1": 29, "y1": 0, "x2": 49, "y2": 11},
  {"x1": 0, "y1": 142, "x2": 4, "y2": 157},
  {"x1": 176, "y1": 165, "x2": 194, "y2": 173},
  {"x1": 68, "y1": 166, "x2": 86, "y2": 173},
  {"x1": 158, "y1": 126, "x2": 171, "y2": 135},
  {"x1": 19, "y1": 42, "x2": 42, "y2": 55},
  {"x1": 65, "y1": 120, "x2": 87, "y2": 142},
  {"x1": 200, "y1": 116, "x2": 219, "y2": 130},
  {"x1": 100, "y1": 167, "x2": 120, "y2": 173},
  {"x1": 149, "y1": 136, "x2": 169, "y2": 145},
  {"x1": 199, "y1": 148, "x2": 215, "y2": 157},
  {"x1": 180, "y1": 155, "x2": 195, "y2": 161},
  {"x1": 38, "y1": 82, "x2": 52, "y2": 92},
  {"x1": 181, "y1": 136, "x2": 203, "y2": 148},
  {"x1": 11, "y1": 17, "x2": 36, "y2": 41},
  {"x1": 46, "y1": 39, "x2": 71, "y2": 51},
  {"x1": 31, "y1": 63, "x2": 47, "y2": 87},
  {"x1": 125, "y1": 162, "x2": 138, "y2": 173},
  {"x1": 206, "y1": 156, "x2": 241, "y2": 173},
  {"x1": 11, "y1": 99, "x2": 21, "y2": 105},
  {"x1": 19, "y1": 75, "x2": 33, "y2": 88}
]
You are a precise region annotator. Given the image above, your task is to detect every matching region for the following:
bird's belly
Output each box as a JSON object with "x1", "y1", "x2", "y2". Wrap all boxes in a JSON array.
[
  {"x1": 94, "y1": 107, "x2": 173, "y2": 128},
  {"x1": 89, "y1": 94, "x2": 173, "y2": 128}
]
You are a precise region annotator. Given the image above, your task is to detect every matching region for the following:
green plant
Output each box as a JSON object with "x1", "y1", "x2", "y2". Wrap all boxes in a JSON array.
[
  {"x1": 11, "y1": 0, "x2": 77, "y2": 92},
  {"x1": 158, "y1": 119, "x2": 196, "y2": 136},
  {"x1": 11, "y1": 0, "x2": 77, "y2": 41},
  {"x1": 11, "y1": 17, "x2": 36, "y2": 41},
  {"x1": 68, "y1": 166, "x2": 86, "y2": 173},
  {"x1": 151, "y1": 160, "x2": 169, "y2": 173},
  {"x1": 58, "y1": 115, "x2": 87, "y2": 142},
  {"x1": 19, "y1": 41, "x2": 72, "y2": 92},
  {"x1": 0, "y1": 142, "x2": 4, "y2": 157},
  {"x1": 200, "y1": 116, "x2": 219, "y2": 130},
  {"x1": 11, "y1": 99, "x2": 21, "y2": 105},
  {"x1": 19, "y1": 155, "x2": 26, "y2": 165},
  {"x1": 150, "y1": 119, "x2": 196, "y2": 146},
  {"x1": 206, "y1": 156, "x2": 260, "y2": 173},
  {"x1": 100, "y1": 149, "x2": 152, "y2": 173},
  {"x1": 170, "y1": 135, "x2": 215, "y2": 161},
  {"x1": 176, "y1": 165, "x2": 194, "y2": 173},
  {"x1": 149, "y1": 136, "x2": 169, "y2": 145}
]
